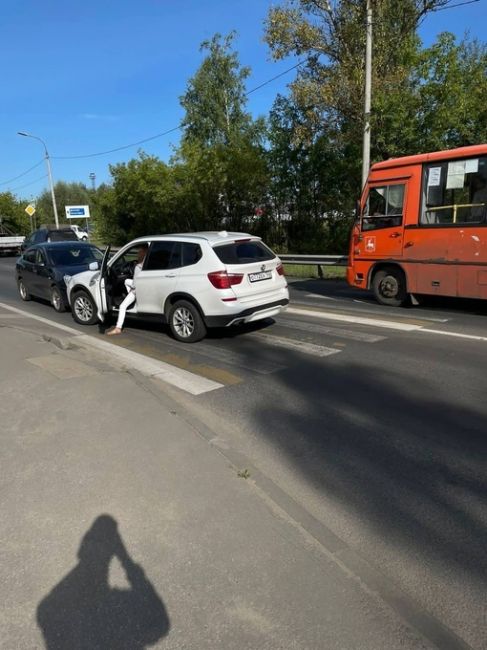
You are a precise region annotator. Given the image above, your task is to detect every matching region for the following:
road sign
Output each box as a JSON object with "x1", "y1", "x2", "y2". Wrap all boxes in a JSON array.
[
  {"x1": 65, "y1": 205, "x2": 90, "y2": 219},
  {"x1": 25, "y1": 204, "x2": 36, "y2": 217}
]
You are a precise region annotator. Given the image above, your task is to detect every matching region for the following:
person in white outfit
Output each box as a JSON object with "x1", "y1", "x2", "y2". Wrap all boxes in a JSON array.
[{"x1": 106, "y1": 245, "x2": 148, "y2": 335}]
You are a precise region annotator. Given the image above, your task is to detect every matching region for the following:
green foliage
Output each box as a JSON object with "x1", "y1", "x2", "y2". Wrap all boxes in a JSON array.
[
  {"x1": 176, "y1": 32, "x2": 270, "y2": 237},
  {"x1": 263, "y1": 0, "x2": 487, "y2": 251},
  {"x1": 0, "y1": 192, "x2": 30, "y2": 235},
  {"x1": 96, "y1": 154, "x2": 179, "y2": 245},
  {"x1": 35, "y1": 181, "x2": 92, "y2": 226},
  {"x1": 180, "y1": 32, "x2": 253, "y2": 147}
]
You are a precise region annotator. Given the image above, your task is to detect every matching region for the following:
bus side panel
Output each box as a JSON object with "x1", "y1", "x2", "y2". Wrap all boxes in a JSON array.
[
  {"x1": 455, "y1": 226, "x2": 487, "y2": 299},
  {"x1": 402, "y1": 227, "x2": 457, "y2": 297}
]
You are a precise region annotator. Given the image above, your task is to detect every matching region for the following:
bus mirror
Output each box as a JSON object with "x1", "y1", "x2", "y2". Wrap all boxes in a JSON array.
[{"x1": 355, "y1": 200, "x2": 361, "y2": 220}]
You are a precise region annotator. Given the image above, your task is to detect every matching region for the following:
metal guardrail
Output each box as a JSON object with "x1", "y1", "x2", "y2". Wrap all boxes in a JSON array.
[
  {"x1": 280, "y1": 254, "x2": 348, "y2": 277},
  {"x1": 279, "y1": 254, "x2": 347, "y2": 265},
  {"x1": 108, "y1": 248, "x2": 348, "y2": 277}
]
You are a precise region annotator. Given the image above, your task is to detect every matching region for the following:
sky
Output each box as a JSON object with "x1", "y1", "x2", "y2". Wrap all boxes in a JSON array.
[{"x1": 1, "y1": 0, "x2": 486, "y2": 201}]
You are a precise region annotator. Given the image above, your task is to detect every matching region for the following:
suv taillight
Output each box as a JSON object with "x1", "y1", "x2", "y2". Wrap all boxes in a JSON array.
[
  {"x1": 276, "y1": 263, "x2": 285, "y2": 276},
  {"x1": 208, "y1": 271, "x2": 244, "y2": 289}
]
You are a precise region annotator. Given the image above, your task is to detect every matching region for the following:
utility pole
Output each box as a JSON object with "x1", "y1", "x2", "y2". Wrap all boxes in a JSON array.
[
  {"x1": 361, "y1": 0, "x2": 373, "y2": 189},
  {"x1": 18, "y1": 132, "x2": 59, "y2": 228}
]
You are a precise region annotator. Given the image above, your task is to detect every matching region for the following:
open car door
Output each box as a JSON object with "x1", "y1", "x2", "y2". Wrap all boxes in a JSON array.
[{"x1": 98, "y1": 245, "x2": 111, "y2": 321}]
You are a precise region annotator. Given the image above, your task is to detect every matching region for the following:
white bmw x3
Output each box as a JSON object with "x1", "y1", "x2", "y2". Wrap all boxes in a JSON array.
[{"x1": 65, "y1": 231, "x2": 289, "y2": 342}]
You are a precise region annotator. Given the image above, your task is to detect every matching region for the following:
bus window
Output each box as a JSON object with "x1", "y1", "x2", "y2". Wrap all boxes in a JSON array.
[
  {"x1": 362, "y1": 184, "x2": 405, "y2": 231},
  {"x1": 421, "y1": 156, "x2": 487, "y2": 225}
]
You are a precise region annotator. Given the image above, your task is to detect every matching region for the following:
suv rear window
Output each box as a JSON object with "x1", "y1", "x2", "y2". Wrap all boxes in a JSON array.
[
  {"x1": 213, "y1": 241, "x2": 275, "y2": 265},
  {"x1": 49, "y1": 229, "x2": 78, "y2": 242}
]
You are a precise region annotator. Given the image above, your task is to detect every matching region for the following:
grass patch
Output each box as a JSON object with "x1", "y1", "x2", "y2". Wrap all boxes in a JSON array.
[{"x1": 283, "y1": 263, "x2": 346, "y2": 280}]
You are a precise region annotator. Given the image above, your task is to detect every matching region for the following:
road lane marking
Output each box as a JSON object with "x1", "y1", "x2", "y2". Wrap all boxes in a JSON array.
[
  {"x1": 352, "y1": 300, "x2": 450, "y2": 322},
  {"x1": 0, "y1": 301, "x2": 81, "y2": 335},
  {"x1": 0, "y1": 301, "x2": 224, "y2": 395},
  {"x1": 276, "y1": 317, "x2": 385, "y2": 343},
  {"x1": 75, "y1": 335, "x2": 225, "y2": 395},
  {"x1": 421, "y1": 328, "x2": 487, "y2": 342},
  {"x1": 304, "y1": 293, "x2": 339, "y2": 301},
  {"x1": 247, "y1": 332, "x2": 340, "y2": 357},
  {"x1": 125, "y1": 328, "x2": 286, "y2": 375},
  {"x1": 287, "y1": 306, "x2": 423, "y2": 331}
]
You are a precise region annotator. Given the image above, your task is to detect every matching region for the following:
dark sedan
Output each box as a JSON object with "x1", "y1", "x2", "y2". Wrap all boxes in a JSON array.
[{"x1": 16, "y1": 242, "x2": 103, "y2": 312}]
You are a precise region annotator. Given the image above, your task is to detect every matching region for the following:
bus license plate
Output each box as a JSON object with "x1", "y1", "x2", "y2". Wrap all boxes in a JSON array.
[{"x1": 249, "y1": 271, "x2": 272, "y2": 282}]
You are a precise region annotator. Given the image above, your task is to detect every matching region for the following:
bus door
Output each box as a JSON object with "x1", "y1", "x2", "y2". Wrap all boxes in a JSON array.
[{"x1": 360, "y1": 183, "x2": 405, "y2": 259}]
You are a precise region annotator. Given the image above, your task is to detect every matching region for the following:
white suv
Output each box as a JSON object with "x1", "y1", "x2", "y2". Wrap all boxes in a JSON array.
[
  {"x1": 71, "y1": 225, "x2": 89, "y2": 241},
  {"x1": 65, "y1": 232, "x2": 289, "y2": 342}
]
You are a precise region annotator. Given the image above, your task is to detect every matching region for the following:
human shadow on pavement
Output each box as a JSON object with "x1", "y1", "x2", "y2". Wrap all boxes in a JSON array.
[{"x1": 37, "y1": 514, "x2": 170, "y2": 649}]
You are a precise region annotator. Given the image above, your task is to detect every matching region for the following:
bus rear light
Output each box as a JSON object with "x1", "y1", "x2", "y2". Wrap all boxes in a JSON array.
[{"x1": 208, "y1": 271, "x2": 243, "y2": 289}]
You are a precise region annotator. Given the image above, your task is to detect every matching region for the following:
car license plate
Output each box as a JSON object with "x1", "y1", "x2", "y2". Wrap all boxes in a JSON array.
[{"x1": 248, "y1": 271, "x2": 272, "y2": 282}]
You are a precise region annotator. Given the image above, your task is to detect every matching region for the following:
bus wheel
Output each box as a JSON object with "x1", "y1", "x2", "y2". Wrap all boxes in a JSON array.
[{"x1": 372, "y1": 268, "x2": 407, "y2": 307}]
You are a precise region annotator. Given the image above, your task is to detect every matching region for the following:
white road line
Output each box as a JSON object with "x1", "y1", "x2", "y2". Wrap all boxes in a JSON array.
[
  {"x1": 421, "y1": 328, "x2": 487, "y2": 342},
  {"x1": 304, "y1": 293, "x2": 339, "y2": 301},
  {"x1": 276, "y1": 317, "x2": 385, "y2": 343},
  {"x1": 248, "y1": 332, "x2": 340, "y2": 357},
  {"x1": 0, "y1": 301, "x2": 81, "y2": 334},
  {"x1": 288, "y1": 305, "x2": 487, "y2": 343},
  {"x1": 128, "y1": 330, "x2": 285, "y2": 375},
  {"x1": 0, "y1": 301, "x2": 223, "y2": 395},
  {"x1": 287, "y1": 306, "x2": 422, "y2": 331},
  {"x1": 352, "y1": 299, "x2": 450, "y2": 322},
  {"x1": 75, "y1": 335, "x2": 224, "y2": 395}
]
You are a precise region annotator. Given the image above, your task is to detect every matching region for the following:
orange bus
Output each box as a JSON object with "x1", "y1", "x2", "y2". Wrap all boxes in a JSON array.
[{"x1": 347, "y1": 144, "x2": 487, "y2": 306}]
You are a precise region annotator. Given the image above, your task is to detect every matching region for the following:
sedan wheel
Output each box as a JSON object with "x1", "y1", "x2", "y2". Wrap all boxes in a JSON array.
[
  {"x1": 18, "y1": 279, "x2": 31, "y2": 301},
  {"x1": 71, "y1": 290, "x2": 98, "y2": 325},
  {"x1": 169, "y1": 300, "x2": 206, "y2": 343},
  {"x1": 51, "y1": 286, "x2": 66, "y2": 312}
]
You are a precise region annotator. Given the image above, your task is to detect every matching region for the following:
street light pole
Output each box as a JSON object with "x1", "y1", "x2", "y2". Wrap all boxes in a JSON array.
[
  {"x1": 17, "y1": 131, "x2": 59, "y2": 228},
  {"x1": 361, "y1": 0, "x2": 373, "y2": 190}
]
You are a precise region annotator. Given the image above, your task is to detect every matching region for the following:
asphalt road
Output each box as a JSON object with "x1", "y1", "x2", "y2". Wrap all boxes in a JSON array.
[{"x1": 1, "y1": 254, "x2": 486, "y2": 650}]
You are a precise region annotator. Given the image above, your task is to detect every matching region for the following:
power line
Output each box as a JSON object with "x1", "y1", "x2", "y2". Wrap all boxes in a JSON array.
[
  {"x1": 0, "y1": 160, "x2": 44, "y2": 187},
  {"x1": 52, "y1": 125, "x2": 182, "y2": 161},
  {"x1": 51, "y1": 60, "x2": 306, "y2": 161},
  {"x1": 245, "y1": 60, "x2": 306, "y2": 95},
  {"x1": 432, "y1": 0, "x2": 480, "y2": 11},
  {"x1": 9, "y1": 174, "x2": 48, "y2": 193}
]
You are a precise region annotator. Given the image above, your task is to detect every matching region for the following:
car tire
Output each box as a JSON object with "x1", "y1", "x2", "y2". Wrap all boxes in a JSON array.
[
  {"x1": 18, "y1": 278, "x2": 31, "y2": 301},
  {"x1": 372, "y1": 267, "x2": 407, "y2": 307},
  {"x1": 71, "y1": 290, "x2": 98, "y2": 325},
  {"x1": 51, "y1": 286, "x2": 66, "y2": 312},
  {"x1": 168, "y1": 300, "x2": 207, "y2": 343}
]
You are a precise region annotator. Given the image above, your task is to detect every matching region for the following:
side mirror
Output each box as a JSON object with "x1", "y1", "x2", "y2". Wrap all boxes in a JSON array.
[
  {"x1": 89, "y1": 261, "x2": 99, "y2": 271},
  {"x1": 355, "y1": 199, "x2": 361, "y2": 220}
]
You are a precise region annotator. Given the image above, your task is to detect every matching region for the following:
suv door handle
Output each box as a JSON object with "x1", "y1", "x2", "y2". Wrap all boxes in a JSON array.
[
  {"x1": 164, "y1": 274, "x2": 176, "y2": 278},
  {"x1": 389, "y1": 232, "x2": 401, "y2": 238}
]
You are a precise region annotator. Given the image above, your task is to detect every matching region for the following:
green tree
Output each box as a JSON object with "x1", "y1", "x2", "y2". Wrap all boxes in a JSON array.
[
  {"x1": 0, "y1": 192, "x2": 30, "y2": 235},
  {"x1": 263, "y1": 1, "x2": 487, "y2": 252},
  {"x1": 177, "y1": 33, "x2": 269, "y2": 235},
  {"x1": 96, "y1": 153, "x2": 179, "y2": 245},
  {"x1": 180, "y1": 32, "x2": 254, "y2": 147},
  {"x1": 35, "y1": 181, "x2": 92, "y2": 226},
  {"x1": 413, "y1": 33, "x2": 487, "y2": 151}
]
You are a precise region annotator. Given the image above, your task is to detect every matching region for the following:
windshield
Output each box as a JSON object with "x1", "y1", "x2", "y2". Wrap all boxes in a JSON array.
[{"x1": 47, "y1": 245, "x2": 103, "y2": 266}]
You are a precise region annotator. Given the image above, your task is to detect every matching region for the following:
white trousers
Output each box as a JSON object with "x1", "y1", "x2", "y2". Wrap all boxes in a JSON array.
[{"x1": 116, "y1": 279, "x2": 136, "y2": 329}]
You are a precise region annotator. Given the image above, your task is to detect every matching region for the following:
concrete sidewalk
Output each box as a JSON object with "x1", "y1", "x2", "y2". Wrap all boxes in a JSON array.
[{"x1": 0, "y1": 317, "x2": 431, "y2": 649}]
